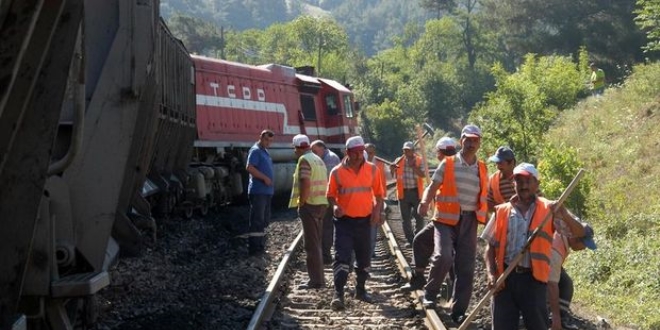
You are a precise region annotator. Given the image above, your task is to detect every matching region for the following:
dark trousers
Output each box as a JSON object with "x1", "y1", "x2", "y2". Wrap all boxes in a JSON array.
[
  {"x1": 558, "y1": 268, "x2": 574, "y2": 317},
  {"x1": 247, "y1": 194, "x2": 272, "y2": 254},
  {"x1": 411, "y1": 221, "x2": 435, "y2": 269},
  {"x1": 333, "y1": 215, "x2": 371, "y2": 293},
  {"x1": 299, "y1": 204, "x2": 328, "y2": 285},
  {"x1": 426, "y1": 212, "x2": 477, "y2": 316},
  {"x1": 492, "y1": 271, "x2": 549, "y2": 330},
  {"x1": 322, "y1": 207, "x2": 334, "y2": 261},
  {"x1": 399, "y1": 188, "x2": 424, "y2": 243}
]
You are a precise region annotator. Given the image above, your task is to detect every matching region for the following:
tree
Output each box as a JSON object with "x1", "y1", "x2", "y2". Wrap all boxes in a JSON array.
[
  {"x1": 469, "y1": 54, "x2": 583, "y2": 162},
  {"x1": 419, "y1": 0, "x2": 456, "y2": 19},
  {"x1": 634, "y1": 0, "x2": 660, "y2": 52},
  {"x1": 479, "y1": 0, "x2": 646, "y2": 69},
  {"x1": 288, "y1": 16, "x2": 350, "y2": 77},
  {"x1": 166, "y1": 14, "x2": 224, "y2": 56}
]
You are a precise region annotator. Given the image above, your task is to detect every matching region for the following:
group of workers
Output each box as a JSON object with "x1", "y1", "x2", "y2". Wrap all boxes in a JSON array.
[{"x1": 244, "y1": 125, "x2": 597, "y2": 330}]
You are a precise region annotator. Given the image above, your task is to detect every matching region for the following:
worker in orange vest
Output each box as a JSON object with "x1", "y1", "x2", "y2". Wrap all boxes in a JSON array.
[
  {"x1": 480, "y1": 163, "x2": 586, "y2": 329},
  {"x1": 390, "y1": 141, "x2": 426, "y2": 245},
  {"x1": 487, "y1": 146, "x2": 517, "y2": 212},
  {"x1": 416, "y1": 124, "x2": 488, "y2": 324},
  {"x1": 326, "y1": 136, "x2": 385, "y2": 311},
  {"x1": 400, "y1": 136, "x2": 457, "y2": 292}
]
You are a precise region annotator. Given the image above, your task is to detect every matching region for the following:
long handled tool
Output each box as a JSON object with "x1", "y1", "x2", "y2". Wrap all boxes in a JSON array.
[
  {"x1": 373, "y1": 156, "x2": 398, "y2": 168},
  {"x1": 457, "y1": 169, "x2": 586, "y2": 330},
  {"x1": 415, "y1": 124, "x2": 432, "y2": 184}
]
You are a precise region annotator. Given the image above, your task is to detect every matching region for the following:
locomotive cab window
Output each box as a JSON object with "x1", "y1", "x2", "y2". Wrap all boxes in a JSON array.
[
  {"x1": 325, "y1": 94, "x2": 339, "y2": 116},
  {"x1": 343, "y1": 95, "x2": 354, "y2": 118},
  {"x1": 300, "y1": 94, "x2": 317, "y2": 120}
]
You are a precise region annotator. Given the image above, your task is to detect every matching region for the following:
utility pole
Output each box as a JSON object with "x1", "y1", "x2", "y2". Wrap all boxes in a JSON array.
[
  {"x1": 317, "y1": 33, "x2": 323, "y2": 76},
  {"x1": 219, "y1": 26, "x2": 225, "y2": 59}
]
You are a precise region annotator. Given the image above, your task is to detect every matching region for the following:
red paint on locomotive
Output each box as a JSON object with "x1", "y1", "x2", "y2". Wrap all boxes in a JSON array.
[{"x1": 191, "y1": 55, "x2": 359, "y2": 150}]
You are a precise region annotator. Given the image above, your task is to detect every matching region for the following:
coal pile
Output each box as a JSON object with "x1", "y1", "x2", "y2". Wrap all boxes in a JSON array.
[{"x1": 93, "y1": 206, "x2": 300, "y2": 330}]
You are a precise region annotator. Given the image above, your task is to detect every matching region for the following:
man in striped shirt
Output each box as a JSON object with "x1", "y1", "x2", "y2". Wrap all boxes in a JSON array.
[
  {"x1": 417, "y1": 124, "x2": 488, "y2": 324},
  {"x1": 487, "y1": 146, "x2": 517, "y2": 212}
]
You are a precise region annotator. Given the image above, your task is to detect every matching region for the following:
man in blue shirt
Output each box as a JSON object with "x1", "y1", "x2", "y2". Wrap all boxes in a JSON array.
[{"x1": 245, "y1": 129, "x2": 275, "y2": 256}]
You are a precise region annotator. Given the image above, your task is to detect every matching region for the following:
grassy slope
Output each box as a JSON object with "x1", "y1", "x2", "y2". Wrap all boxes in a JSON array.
[{"x1": 545, "y1": 63, "x2": 660, "y2": 329}]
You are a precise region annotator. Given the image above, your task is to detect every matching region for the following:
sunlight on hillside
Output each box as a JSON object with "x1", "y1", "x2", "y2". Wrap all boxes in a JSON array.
[{"x1": 546, "y1": 63, "x2": 660, "y2": 329}]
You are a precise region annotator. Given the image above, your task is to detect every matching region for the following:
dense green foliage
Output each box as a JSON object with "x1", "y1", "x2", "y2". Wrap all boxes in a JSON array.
[
  {"x1": 469, "y1": 52, "x2": 587, "y2": 163},
  {"x1": 545, "y1": 63, "x2": 660, "y2": 329},
  {"x1": 635, "y1": 0, "x2": 660, "y2": 52}
]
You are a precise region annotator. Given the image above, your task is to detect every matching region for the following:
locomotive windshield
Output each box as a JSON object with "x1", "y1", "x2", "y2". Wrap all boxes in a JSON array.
[
  {"x1": 343, "y1": 94, "x2": 354, "y2": 118},
  {"x1": 325, "y1": 94, "x2": 339, "y2": 116}
]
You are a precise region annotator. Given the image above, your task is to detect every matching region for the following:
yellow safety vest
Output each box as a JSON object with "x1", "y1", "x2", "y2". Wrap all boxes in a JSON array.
[{"x1": 289, "y1": 151, "x2": 328, "y2": 208}]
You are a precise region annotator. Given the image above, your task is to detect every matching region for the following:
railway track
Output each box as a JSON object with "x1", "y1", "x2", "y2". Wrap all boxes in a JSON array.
[{"x1": 246, "y1": 185, "x2": 459, "y2": 330}]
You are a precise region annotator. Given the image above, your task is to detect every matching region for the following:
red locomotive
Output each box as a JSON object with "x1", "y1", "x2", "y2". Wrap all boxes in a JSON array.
[{"x1": 168, "y1": 56, "x2": 361, "y2": 218}]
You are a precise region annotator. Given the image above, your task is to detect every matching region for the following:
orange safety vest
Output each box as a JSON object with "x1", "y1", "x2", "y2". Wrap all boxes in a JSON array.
[
  {"x1": 395, "y1": 155, "x2": 424, "y2": 200},
  {"x1": 327, "y1": 160, "x2": 383, "y2": 218},
  {"x1": 493, "y1": 198, "x2": 554, "y2": 283},
  {"x1": 489, "y1": 171, "x2": 505, "y2": 205},
  {"x1": 433, "y1": 156, "x2": 488, "y2": 225}
]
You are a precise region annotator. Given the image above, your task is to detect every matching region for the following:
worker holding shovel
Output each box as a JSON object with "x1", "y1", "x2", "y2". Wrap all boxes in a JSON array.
[{"x1": 479, "y1": 163, "x2": 586, "y2": 330}]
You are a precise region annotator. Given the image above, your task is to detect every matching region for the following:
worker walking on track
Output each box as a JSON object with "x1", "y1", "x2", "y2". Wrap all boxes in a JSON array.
[
  {"x1": 390, "y1": 141, "x2": 427, "y2": 245},
  {"x1": 289, "y1": 134, "x2": 329, "y2": 289},
  {"x1": 481, "y1": 163, "x2": 586, "y2": 330},
  {"x1": 327, "y1": 136, "x2": 385, "y2": 310},
  {"x1": 417, "y1": 124, "x2": 488, "y2": 324},
  {"x1": 311, "y1": 139, "x2": 342, "y2": 264},
  {"x1": 400, "y1": 137, "x2": 457, "y2": 291}
]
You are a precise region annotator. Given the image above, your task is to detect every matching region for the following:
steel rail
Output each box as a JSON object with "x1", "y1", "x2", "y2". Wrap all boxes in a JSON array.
[
  {"x1": 381, "y1": 219, "x2": 448, "y2": 330},
  {"x1": 246, "y1": 230, "x2": 304, "y2": 330}
]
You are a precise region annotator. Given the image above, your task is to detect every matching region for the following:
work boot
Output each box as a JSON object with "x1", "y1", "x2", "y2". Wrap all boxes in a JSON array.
[
  {"x1": 561, "y1": 316, "x2": 580, "y2": 330},
  {"x1": 354, "y1": 286, "x2": 373, "y2": 303},
  {"x1": 298, "y1": 280, "x2": 324, "y2": 290},
  {"x1": 451, "y1": 312, "x2": 466, "y2": 324},
  {"x1": 400, "y1": 272, "x2": 426, "y2": 292},
  {"x1": 331, "y1": 291, "x2": 345, "y2": 311},
  {"x1": 422, "y1": 290, "x2": 437, "y2": 308}
]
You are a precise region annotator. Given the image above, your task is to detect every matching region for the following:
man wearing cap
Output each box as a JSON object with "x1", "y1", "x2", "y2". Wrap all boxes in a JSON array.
[
  {"x1": 365, "y1": 143, "x2": 388, "y2": 259},
  {"x1": 327, "y1": 136, "x2": 385, "y2": 310},
  {"x1": 481, "y1": 163, "x2": 586, "y2": 330},
  {"x1": 311, "y1": 140, "x2": 342, "y2": 264},
  {"x1": 416, "y1": 124, "x2": 488, "y2": 324},
  {"x1": 391, "y1": 141, "x2": 427, "y2": 245},
  {"x1": 290, "y1": 134, "x2": 329, "y2": 289},
  {"x1": 400, "y1": 137, "x2": 457, "y2": 292},
  {"x1": 245, "y1": 129, "x2": 275, "y2": 256},
  {"x1": 548, "y1": 221, "x2": 596, "y2": 330},
  {"x1": 488, "y1": 146, "x2": 517, "y2": 212}
]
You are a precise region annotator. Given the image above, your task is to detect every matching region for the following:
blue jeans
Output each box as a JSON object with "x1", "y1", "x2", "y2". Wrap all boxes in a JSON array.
[{"x1": 248, "y1": 194, "x2": 272, "y2": 254}]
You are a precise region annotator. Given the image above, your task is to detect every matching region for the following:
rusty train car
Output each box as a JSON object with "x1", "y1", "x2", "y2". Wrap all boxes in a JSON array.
[
  {"x1": 1, "y1": 0, "x2": 358, "y2": 329},
  {"x1": 1, "y1": 1, "x2": 194, "y2": 329}
]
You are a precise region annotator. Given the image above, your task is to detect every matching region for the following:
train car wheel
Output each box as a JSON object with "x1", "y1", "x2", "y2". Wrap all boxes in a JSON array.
[
  {"x1": 182, "y1": 204, "x2": 194, "y2": 219},
  {"x1": 199, "y1": 201, "x2": 209, "y2": 217}
]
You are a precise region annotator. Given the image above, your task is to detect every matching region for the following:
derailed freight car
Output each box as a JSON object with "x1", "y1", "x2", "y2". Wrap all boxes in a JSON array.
[
  {"x1": 0, "y1": 1, "x2": 195, "y2": 328},
  {"x1": 183, "y1": 55, "x2": 360, "y2": 209}
]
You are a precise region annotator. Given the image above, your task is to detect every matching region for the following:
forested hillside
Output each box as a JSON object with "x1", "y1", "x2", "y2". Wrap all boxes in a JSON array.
[{"x1": 161, "y1": 0, "x2": 431, "y2": 55}]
